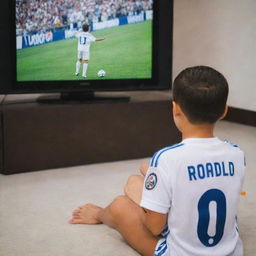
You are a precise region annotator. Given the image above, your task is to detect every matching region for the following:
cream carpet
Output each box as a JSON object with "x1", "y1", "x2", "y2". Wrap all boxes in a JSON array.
[{"x1": 0, "y1": 120, "x2": 255, "y2": 256}]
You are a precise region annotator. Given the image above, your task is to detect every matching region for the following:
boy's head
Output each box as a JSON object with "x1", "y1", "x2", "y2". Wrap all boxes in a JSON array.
[
  {"x1": 173, "y1": 66, "x2": 229, "y2": 125},
  {"x1": 82, "y1": 23, "x2": 90, "y2": 32}
]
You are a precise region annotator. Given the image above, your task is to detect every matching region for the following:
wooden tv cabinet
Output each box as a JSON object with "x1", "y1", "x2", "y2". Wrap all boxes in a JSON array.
[{"x1": 0, "y1": 91, "x2": 181, "y2": 174}]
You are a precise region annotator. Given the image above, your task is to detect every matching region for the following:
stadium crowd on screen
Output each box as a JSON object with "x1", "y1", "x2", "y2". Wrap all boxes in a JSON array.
[{"x1": 16, "y1": 0, "x2": 153, "y2": 35}]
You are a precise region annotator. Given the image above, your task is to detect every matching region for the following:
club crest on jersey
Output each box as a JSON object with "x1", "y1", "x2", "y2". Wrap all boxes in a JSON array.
[{"x1": 145, "y1": 173, "x2": 157, "y2": 190}]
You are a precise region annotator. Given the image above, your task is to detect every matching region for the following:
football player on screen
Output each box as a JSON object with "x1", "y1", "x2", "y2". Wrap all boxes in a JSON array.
[{"x1": 75, "y1": 23, "x2": 105, "y2": 78}]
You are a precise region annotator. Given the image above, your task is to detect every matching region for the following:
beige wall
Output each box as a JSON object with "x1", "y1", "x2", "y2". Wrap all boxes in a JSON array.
[{"x1": 173, "y1": 0, "x2": 256, "y2": 111}]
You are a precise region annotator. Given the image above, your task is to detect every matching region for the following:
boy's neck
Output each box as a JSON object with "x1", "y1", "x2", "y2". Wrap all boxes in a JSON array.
[{"x1": 181, "y1": 122, "x2": 215, "y2": 140}]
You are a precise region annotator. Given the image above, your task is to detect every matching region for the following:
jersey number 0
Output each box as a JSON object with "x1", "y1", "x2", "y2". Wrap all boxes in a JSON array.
[{"x1": 197, "y1": 189, "x2": 227, "y2": 247}]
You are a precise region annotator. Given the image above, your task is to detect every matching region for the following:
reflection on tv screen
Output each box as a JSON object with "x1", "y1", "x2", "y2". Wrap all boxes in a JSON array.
[{"x1": 16, "y1": 0, "x2": 153, "y2": 82}]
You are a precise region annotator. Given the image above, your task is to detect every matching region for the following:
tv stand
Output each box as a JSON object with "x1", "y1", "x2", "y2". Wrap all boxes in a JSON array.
[
  {"x1": 37, "y1": 91, "x2": 130, "y2": 104},
  {"x1": 0, "y1": 91, "x2": 181, "y2": 174}
]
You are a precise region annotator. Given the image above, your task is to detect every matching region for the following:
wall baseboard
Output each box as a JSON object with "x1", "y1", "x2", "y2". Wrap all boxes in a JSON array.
[{"x1": 225, "y1": 107, "x2": 256, "y2": 127}]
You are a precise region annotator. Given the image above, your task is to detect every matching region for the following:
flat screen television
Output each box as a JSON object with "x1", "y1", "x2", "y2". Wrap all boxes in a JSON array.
[{"x1": 0, "y1": 0, "x2": 173, "y2": 101}]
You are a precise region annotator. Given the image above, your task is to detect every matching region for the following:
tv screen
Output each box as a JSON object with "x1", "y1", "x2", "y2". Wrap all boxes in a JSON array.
[{"x1": 0, "y1": 0, "x2": 173, "y2": 95}]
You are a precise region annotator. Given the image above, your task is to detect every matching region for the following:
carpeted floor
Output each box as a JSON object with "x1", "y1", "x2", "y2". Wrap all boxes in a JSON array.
[{"x1": 0, "y1": 120, "x2": 255, "y2": 256}]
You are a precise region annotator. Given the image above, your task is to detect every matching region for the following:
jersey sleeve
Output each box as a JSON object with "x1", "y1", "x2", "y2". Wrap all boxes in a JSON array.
[
  {"x1": 140, "y1": 162, "x2": 172, "y2": 214},
  {"x1": 89, "y1": 34, "x2": 96, "y2": 42}
]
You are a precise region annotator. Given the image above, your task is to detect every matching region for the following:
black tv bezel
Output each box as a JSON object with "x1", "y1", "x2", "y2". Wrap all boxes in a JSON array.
[{"x1": 0, "y1": 0, "x2": 173, "y2": 95}]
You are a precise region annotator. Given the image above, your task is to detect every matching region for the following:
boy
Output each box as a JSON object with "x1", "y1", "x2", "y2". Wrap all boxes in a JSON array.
[
  {"x1": 75, "y1": 23, "x2": 105, "y2": 78},
  {"x1": 70, "y1": 66, "x2": 245, "y2": 256}
]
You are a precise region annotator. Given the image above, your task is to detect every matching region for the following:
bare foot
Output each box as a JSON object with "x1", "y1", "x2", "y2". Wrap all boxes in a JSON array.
[
  {"x1": 139, "y1": 162, "x2": 149, "y2": 176},
  {"x1": 69, "y1": 203, "x2": 103, "y2": 224}
]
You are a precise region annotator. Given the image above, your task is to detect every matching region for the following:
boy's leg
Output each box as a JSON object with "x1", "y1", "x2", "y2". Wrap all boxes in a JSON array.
[
  {"x1": 124, "y1": 174, "x2": 144, "y2": 205},
  {"x1": 140, "y1": 162, "x2": 149, "y2": 176},
  {"x1": 70, "y1": 162, "x2": 157, "y2": 255},
  {"x1": 104, "y1": 196, "x2": 159, "y2": 256},
  {"x1": 70, "y1": 196, "x2": 158, "y2": 256},
  {"x1": 124, "y1": 161, "x2": 149, "y2": 205}
]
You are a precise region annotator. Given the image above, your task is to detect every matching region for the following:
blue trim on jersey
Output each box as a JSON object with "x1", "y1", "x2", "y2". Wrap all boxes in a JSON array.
[
  {"x1": 224, "y1": 140, "x2": 239, "y2": 148},
  {"x1": 151, "y1": 143, "x2": 184, "y2": 167},
  {"x1": 161, "y1": 225, "x2": 168, "y2": 234},
  {"x1": 161, "y1": 225, "x2": 170, "y2": 238},
  {"x1": 154, "y1": 240, "x2": 168, "y2": 256},
  {"x1": 150, "y1": 151, "x2": 159, "y2": 166},
  {"x1": 224, "y1": 139, "x2": 245, "y2": 167},
  {"x1": 235, "y1": 216, "x2": 239, "y2": 233}
]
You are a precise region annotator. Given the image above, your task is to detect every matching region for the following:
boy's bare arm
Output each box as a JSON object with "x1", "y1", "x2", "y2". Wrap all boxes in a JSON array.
[{"x1": 140, "y1": 207, "x2": 167, "y2": 236}]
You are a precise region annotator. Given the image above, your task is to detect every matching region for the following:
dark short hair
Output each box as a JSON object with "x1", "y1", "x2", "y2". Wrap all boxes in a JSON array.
[
  {"x1": 173, "y1": 66, "x2": 229, "y2": 124},
  {"x1": 82, "y1": 23, "x2": 89, "y2": 32}
]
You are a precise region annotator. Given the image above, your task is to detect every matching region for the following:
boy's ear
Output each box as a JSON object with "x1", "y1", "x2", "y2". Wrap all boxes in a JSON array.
[
  {"x1": 172, "y1": 101, "x2": 181, "y2": 116},
  {"x1": 172, "y1": 101, "x2": 178, "y2": 115},
  {"x1": 220, "y1": 105, "x2": 228, "y2": 120}
]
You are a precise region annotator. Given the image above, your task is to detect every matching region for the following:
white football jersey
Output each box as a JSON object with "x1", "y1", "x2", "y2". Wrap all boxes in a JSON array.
[
  {"x1": 76, "y1": 31, "x2": 96, "y2": 51},
  {"x1": 140, "y1": 137, "x2": 245, "y2": 256}
]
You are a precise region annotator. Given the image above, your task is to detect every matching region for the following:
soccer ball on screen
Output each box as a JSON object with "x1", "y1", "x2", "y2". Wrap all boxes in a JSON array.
[{"x1": 97, "y1": 69, "x2": 106, "y2": 77}]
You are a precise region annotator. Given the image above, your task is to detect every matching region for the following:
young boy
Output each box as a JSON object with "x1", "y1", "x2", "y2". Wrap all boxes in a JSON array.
[
  {"x1": 69, "y1": 66, "x2": 245, "y2": 256},
  {"x1": 75, "y1": 23, "x2": 105, "y2": 78}
]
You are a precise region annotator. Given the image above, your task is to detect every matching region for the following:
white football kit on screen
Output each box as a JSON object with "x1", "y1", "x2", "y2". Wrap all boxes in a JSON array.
[
  {"x1": 140, "y1": 137, "x2": 245, "y2": 256},
  {"x1": 76, "y1": 32, "x2": 96, "y2": 60}
]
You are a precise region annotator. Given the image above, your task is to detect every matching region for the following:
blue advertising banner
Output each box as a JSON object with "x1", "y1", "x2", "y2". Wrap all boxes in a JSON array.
[{"x1": 21, "y1": 30, "x2": 65, "y2": 49}]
